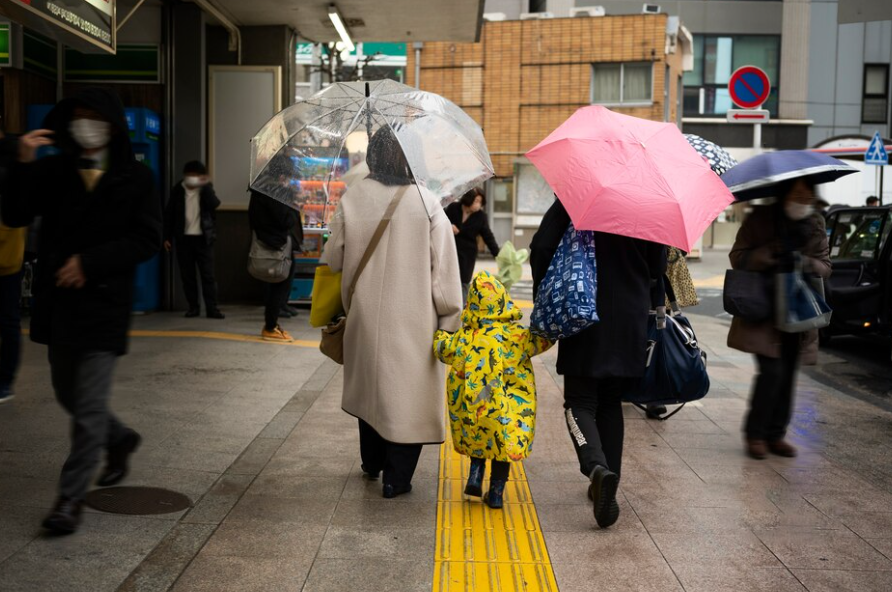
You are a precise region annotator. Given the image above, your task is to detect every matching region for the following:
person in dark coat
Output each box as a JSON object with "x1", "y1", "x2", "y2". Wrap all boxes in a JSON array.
[
  {"x1": 531, "y1": 199, "x2": 665, "y2": 529},
  {"x1": 728, "y1": 179, "x2": 830, "y2": 460},
  {"x1": 3, "y1": 87, "x2": 162, "y2": 534},
  {"x1": 444, "y1": 189, "x2": 500, "y2": 303},
  {"x1": 164, "y1": 160, "x2": 224, "y2": 319},
  {"x1": 248, "y1": 158, "x2": 303, "y2": 341},
  {"x1": 0, "y1": 128, "x2": 27, "y2": 404}
]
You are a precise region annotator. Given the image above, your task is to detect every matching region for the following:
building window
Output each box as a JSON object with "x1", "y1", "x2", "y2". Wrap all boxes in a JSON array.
[
  {"x1": 591, "y1": 63, "x2": 653, "y2": 106},
  {"x1": 863, "y1": 64, "x2": 889, "y2": 124},
  {"x1": 683, "y1": 35, "x2": 780, "y2": 117}
]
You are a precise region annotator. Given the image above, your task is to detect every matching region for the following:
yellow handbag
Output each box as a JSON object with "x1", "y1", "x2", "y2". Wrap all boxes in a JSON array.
[{"x1": 309, "y1": 265, "x2": 344, "y2": 328}]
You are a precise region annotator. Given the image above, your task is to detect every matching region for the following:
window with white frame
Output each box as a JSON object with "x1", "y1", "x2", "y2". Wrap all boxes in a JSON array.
[{"x1": 591, "y1": 63, "x2": 653, "y2": 105}]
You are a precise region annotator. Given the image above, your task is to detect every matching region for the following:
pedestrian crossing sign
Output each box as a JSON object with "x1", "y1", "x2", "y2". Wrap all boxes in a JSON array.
[{"x1": 865, "y1": 131, "x2": 888, "y2": 166}]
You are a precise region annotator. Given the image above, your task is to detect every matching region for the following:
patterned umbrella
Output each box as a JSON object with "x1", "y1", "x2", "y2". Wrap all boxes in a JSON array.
[{"x1": 684, "y1": 134, "x2": 738, "y2": 176}]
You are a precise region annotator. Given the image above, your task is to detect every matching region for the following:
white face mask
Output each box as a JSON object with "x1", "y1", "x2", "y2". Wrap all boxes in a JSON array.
[
  {"x1": 69, "y1": 119, "x2": 111, "y2": 150},
  {"x1": 785, "y1": 202, "x2": 814, "y2": 221},
  {"x1": 184, "y1": 176, "x2": 206, "y2": 188}
]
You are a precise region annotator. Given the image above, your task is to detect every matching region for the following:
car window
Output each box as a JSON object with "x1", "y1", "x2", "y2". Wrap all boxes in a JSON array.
[{"x1": 830, "y1": 211, "x2": 887, "y2": 261}]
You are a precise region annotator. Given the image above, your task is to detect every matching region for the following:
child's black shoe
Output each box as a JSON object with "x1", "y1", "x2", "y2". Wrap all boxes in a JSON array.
[
  {"x1": 484, "y1": 480, "x2": 506, "y2": 509},
  {"x1": 464, "y1": 458, "x2": 485, "y2": 497}
]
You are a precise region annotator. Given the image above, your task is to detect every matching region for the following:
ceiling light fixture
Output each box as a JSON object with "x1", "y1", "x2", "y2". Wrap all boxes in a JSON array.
[{"x1": 328, "y1": 4, "x2": 355, "y2": 53}]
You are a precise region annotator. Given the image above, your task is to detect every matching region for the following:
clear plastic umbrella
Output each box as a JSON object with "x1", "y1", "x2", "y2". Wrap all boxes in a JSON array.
[{"x1": 249, "y1": 79, "x2": 494, "y2": 224}]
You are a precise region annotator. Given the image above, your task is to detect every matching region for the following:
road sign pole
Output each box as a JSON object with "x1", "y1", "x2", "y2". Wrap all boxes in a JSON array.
[
  {"x1": 881, "y1": 165, "x2": 885, "y2": 206},
  {"x1": 753, "y1": 122, "x2": 762, "y2": 154}
]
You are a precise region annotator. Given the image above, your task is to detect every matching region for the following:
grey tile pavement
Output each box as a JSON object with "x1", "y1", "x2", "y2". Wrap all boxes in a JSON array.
[{"x1": 1, "y1": 276, "x2": 892, "y2": 591}]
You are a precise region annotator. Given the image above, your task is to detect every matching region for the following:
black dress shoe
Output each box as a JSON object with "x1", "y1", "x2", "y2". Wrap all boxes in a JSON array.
[
  {"x1": 645, "y1": 404, "x2": 668, "y2": 420},
  {"x1": 206, "y1": 309, "x2": 225, "y2": 319},
  {"x1": 589, "y1": 465, "x2": 620, "y2": 528},
  {"x1": 42, "y1": 497, "x2": 82, "y2": 534},
  {"x1": 361, "y1": 464, "x2": 381, "y2": 480},
  {"x1": 382, "y1": 483, "x2": 412, "y2": 499},
  {"x1": 184, "y1": 309, "x2": 200, "y2": 318},
  {"x1": 284, "y1": 305, "x2": 300, "y2": 315},
  {"x1": 97, "y1": 430, "x2": 142, "y2": 487},
  {"x1": 278, "y1": 307, "x2": 294, "y2": 318}
]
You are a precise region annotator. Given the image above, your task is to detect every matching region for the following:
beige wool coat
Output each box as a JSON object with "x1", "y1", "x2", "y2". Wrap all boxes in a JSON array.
[{"x1": 320, "y1": 178, "x2": 463, "y2": 444}]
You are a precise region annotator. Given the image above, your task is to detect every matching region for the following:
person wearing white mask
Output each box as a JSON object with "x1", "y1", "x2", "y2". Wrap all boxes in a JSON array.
[
  {"x1": 728, "y1": 178, "x2": 831, "y2": 460},
  {"x1": 164, "y1": 161, "x2": 223, "y2": 318},
  {"x1": 2, "y1": 87, "x2": 162, "y2": 534}
]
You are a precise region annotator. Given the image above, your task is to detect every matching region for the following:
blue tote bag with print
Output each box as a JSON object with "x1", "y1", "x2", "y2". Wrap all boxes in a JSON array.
[{"x1": 531, "y1": 223, "x2": 599, "y2": 339}]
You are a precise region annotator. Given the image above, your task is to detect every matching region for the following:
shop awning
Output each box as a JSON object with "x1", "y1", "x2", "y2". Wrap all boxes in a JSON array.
[{"x1": 197, "y1": 0, "x2": 484, "y2": 43}]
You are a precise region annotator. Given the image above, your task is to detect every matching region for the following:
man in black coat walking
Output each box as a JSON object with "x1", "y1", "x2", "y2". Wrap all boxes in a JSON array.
[
  {"x1": 164, "y1": 161, "x2": 224, "y2": 318},
  {"x1": 3, "y1": 88, "x2": 162, "y2": 534},
  {"x1": 531, "y1": 199, "x2": 665, "y2": 529}
]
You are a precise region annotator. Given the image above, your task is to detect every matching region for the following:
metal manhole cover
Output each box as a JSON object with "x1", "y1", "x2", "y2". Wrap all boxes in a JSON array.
[{"x1": 84, "y1": 486, "x2": 192, "y2": 515}]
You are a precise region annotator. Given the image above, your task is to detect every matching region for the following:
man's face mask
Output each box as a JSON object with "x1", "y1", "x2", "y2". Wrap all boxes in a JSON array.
[
  {"x1": 69, "y1": 118, "x2": 111, "y2": 150},
  {"x1": 184, "y1": 176, "x2": 207, "y2": 188}
]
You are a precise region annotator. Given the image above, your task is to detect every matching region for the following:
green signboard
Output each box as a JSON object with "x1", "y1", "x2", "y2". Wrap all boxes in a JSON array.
[
  {"x1": 0, "y1": 0, "x2": 114, "y2": 53},
  {"x1": 23, "y1": 29, "x2": 57, "y2": 78},
  {"x1": 0, "y1": 23, "x2": 10, "y2": 67},
  {"x1": 65, "y1": 44, "x2": 159, "y2": 82}
]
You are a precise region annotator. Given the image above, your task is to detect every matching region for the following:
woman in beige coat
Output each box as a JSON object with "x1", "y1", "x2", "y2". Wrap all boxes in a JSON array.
[
  {"x1": 728, "y1": 179, "x2": 831, "y2": 460},
  {"x1": 320, "y1": 127, "x2": 463, "y2": 498}
]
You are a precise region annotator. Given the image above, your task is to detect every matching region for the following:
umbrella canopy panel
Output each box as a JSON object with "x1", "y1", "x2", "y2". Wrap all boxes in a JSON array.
[
  {"x1": 721, "y1": 150, "x2": 859, "y2": 202},
  {"x1": 250, "y1": 80, "x2": 494, "y2": 224},
  {"x1": 526, "y1": 106, "x2": 735, "y2": 252}
]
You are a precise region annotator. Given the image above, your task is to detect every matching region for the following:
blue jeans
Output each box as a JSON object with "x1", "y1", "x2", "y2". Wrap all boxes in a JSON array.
[{"x1": 0, "y1": 271, "x2": 23, "y2": 388}]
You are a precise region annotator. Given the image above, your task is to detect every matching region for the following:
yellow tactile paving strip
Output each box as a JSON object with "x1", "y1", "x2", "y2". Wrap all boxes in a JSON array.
[{"x1": 434, "y1": 436, "x2": 559, "y2": 592}]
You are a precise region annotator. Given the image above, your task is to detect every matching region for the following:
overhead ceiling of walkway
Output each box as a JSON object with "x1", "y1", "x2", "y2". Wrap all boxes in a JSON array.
[{"x1": 201, "y1": 0, "x2": 485, "y2": 42}]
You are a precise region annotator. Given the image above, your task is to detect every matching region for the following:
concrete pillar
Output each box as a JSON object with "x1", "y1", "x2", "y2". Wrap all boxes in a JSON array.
[
  {"x1": 779, "y1": 0, "x2": 811, "y2": 120},
  {"x1": 171, "y1": 3, "x2": 206, "y2": 172}
]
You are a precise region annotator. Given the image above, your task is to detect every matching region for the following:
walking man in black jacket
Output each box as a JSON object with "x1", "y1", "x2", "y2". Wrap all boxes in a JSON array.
[
  {"x1": 164, "y1": 161, "x2": 224, "y2": 318},
  {"x1": 3, "y1": 88, "x2": 162, "y2": 534}
]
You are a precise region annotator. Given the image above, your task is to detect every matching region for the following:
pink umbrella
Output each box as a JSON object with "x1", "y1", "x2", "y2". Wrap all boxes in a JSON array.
[{"x1": 526, "y1": 106, "x2": 734, "y2": 252}]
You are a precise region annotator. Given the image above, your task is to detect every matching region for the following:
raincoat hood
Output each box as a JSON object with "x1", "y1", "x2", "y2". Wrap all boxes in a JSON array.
[
  {"x1": 462, "y1": 271, "x2": 522, "y2": 328},
  {"x1": 43, "y1": 87, "x2": 134, "y2": 170}
]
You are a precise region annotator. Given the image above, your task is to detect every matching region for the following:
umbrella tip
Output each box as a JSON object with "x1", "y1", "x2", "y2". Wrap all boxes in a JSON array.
[{"x1": 365, "y1": 82, "x2": 370, "y2": 98}]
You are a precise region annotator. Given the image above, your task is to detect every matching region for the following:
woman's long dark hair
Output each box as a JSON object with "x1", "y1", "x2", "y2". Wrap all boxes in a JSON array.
[
  {"x1": 459, "y1": 188, "x2": 486, "y2": 208},
  {"x1": 366, "y1": 125, "x2": 415, "y2": 186}
]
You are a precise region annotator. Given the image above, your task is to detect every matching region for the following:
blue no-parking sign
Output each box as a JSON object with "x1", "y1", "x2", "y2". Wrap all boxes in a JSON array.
[{"x1": 728, "y1": 66, "x2": 771, "y2": 110}]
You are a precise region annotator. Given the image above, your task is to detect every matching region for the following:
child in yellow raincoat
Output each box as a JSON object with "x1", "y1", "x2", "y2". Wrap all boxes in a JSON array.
[{"x1": 434, "y1": 271, "x2": 553, "y2": 508}]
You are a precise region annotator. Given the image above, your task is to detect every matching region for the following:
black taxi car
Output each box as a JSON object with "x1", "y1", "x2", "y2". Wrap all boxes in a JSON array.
[{"x1": 822, "y1": 205, "x2": 892, "y2": 344}]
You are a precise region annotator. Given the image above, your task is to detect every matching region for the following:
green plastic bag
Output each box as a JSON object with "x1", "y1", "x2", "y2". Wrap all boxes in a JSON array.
[{"x1": 496, "y1": 241, "x2": 529, "y2": 291}]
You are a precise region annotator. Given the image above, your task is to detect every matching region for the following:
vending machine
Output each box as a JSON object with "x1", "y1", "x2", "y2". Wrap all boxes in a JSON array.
[
  {"x1": 288, "y1": 156, "x2": 349, "y2": 304},
  {"x1": 125, "y1": 108, "x2": 162, "y2": 312}
]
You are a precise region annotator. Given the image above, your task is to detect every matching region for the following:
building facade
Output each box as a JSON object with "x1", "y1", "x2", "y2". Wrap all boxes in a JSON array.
[{"x1": 408, "y1": 13, "x2": 690, "y2": 248}]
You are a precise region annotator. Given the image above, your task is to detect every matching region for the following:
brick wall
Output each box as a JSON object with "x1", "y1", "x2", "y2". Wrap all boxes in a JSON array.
[{"x1": 407, "y1": 15, "x2": 684, "y2": 177}]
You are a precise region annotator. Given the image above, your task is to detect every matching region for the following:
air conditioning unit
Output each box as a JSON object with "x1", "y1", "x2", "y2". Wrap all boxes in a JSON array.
[
  {"x1": 520, "y1": 12, "x2": 555, "y2": 20},
  {"x1": 571, "y1": 6, "x2": 606, "y2": 17},
  {"x1": 483, "y1": 12, "x2": 507, "y2": 21},
  {"x1": 642, "y1": 4, "x2": 661, "y2": 14}
]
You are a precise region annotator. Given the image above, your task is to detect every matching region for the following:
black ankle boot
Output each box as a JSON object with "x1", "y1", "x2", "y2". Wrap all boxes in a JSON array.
[
  {"x1": 484, "y1": 480, "x2": 506, "y2": 509},
  {"x1": 465, "y1": 458, "x2": 485, "y2": 498}
]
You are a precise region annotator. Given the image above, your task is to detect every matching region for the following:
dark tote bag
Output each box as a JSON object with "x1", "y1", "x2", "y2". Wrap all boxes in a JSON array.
[
  {"x1": 624, "y1": 277, "x2": 710, "y2": 420},
  {"x1": 723, "y1": 269, "x2": 773, "y2": 322}
]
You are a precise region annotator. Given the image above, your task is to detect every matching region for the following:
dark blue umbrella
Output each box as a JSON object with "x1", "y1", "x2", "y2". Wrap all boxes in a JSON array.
[{"x1": 722, "y1": 150, "x2": 858, "y2": 201}]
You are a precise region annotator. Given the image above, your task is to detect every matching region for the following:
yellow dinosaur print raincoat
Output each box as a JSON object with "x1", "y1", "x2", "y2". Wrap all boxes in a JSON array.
[{"x1": 434, "y1": 272, "x2": 553, "y2": 462}]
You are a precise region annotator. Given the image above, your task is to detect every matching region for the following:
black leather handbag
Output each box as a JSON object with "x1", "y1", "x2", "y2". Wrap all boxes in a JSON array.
[{"x1": 723, "y1": 269, "x2": 773, "y2": 322}]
